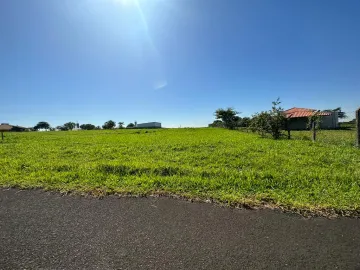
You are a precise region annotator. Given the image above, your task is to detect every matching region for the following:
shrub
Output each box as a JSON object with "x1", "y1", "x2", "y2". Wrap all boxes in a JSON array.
[{"x1": 250, "y1": 99, "x2": 286, "y2": 139}]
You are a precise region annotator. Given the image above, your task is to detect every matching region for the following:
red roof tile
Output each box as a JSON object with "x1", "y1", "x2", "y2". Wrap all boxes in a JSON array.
[{"x1": 284, "y1": 107, "x2": 331, "y2": 118}]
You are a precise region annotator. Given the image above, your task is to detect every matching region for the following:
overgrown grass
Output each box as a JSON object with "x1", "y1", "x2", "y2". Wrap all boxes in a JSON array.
[
  {"x1": 1, "y1": 128, "x2": 359, "y2": 215},
  {"x1": 291, "y1": 129, "x2": 356, "y2": 147}
]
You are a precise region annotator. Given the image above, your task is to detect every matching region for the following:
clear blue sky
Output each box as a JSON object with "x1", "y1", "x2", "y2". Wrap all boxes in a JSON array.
[{"x1": 1, "y1": 0, "x2": 360, "y2": 128}]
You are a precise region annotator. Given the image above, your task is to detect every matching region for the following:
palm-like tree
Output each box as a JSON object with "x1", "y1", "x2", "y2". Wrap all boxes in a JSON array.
[{"x1": 324, "y1": 107, "x2": 347, "y2": 119}]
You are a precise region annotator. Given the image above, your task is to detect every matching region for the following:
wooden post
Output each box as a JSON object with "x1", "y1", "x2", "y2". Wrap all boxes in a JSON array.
[
  {"x1": 312, "y1": 121, "x2": 316, "y2": 141},
  {"x1": 286, "y1": 119, "x2": 291, "y2": 139},
  {"x1": 1, "y1": 132, "x2": 3, "y2": 140},
  {"x1": 356, "y1": 108, "x2": 360, "y2": 148}
]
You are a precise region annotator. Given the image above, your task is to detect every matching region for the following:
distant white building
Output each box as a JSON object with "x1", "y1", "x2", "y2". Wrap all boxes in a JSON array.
[{"x1": 136, "y1": 122, "x2": 162, "y2": 128}]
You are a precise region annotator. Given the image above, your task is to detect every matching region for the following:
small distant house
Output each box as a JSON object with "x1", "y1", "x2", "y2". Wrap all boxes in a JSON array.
[
  {"x1": 284, "y1": 108, "x2": 338, "y2": 130},
  {"x1": 135, "y1": 122, "x2": 162, "y2": 128},
  {"x1": 0, "y1": 123, "x2": 29, "y2": 132}
]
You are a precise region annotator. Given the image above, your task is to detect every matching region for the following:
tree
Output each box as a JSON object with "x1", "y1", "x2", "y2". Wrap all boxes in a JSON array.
[
  {"x1": 102, "y1": 120, "x2": 116, "y2": 129},
  {"x1": 118, "y1": 122, "x2": 124, "y2": 129},
  {"x1": 126, "y1": 123, "x2": 135, "y2": 128},
  {"x1": 214, "y1": 108, "x2": 240, "y2": 130},
  {"x1": 80, "y1": 124, "x2": 96, "y2": 130},
  {"x1": 233, "y1": 116, "x2": 242, "y2": 127},
  {"x1": 268, "y1": 99, "x2": 286, "y2": 139},
  {"x1": 34, "y1": 121, "x2": 50, "y2": 131},
  {"x1": 56, "y1": 125, "x2": 68, "y2": 131},
  {"x1": 335, "y1": 107, "x2": 347, "y2": 119},
  {"x1": 250, "y1": 112, "x2": 272, "y2": 137},
  {"x1": 239, "y1": 117, "x2": 251, "y2": 127},
  {"x1": 324, "y1": 107, "x2": 347, "y2": 119},
  {"x1": 250, "y1": 99, "x2": 286, "y2": 139},
  {"x1": 208, "y1": 120, "x2": 224, "y2": 128},
  {"x1": 63, "y1": 122, "x2": 76, "y2": 131}
]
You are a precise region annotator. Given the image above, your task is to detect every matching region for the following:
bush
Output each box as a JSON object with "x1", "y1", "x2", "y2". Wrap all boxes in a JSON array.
[
  {"x1": 250, "y1": 99, "x2": 286, "y2": 139},
  {"x1": 250, "y1": 111, "x2": 272, "y2": 137}
]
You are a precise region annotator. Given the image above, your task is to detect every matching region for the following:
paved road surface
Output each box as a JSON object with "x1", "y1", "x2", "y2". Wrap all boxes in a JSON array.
[{"x1": 1, "y1": 188, "x2": 360, "y2": 269}]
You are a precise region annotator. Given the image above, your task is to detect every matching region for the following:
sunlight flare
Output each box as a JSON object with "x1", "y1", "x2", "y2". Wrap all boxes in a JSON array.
[
  {"x1": 113, "y1": 0, "x2": 137, "y2": 6},
  {"x1": 111, "y1": 0, "x2": 167, "y2": 89}
]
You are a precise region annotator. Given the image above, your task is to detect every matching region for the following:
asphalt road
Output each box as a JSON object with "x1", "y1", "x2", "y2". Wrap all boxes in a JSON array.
[{"x1": 1, "y1": 189, "x2": 360, "y2": 269}]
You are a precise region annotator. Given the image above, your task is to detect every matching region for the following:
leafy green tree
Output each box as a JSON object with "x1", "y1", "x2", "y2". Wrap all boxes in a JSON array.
[
  {"x1": 34, "y1": 121, "x2": 50, "y2": 131},
  {"x1": 250, "y1": 112, "x2": 272, "y2": 137},
  {"x1": 118, "y1": 122, "x2": 124, "y2": 129},
  {"x1": 250, "y1": 99, "x2": 286, "y2": 139},
  {"x1": 64, "y1": 122, "x2": 76, "y2": 131},
  {"x1": 239, "y1": 117, "x2": 251, "y2": 127},
  {"x1": 268, "y1": 99, "x2": 286, "y2": 139},
  {"x1": 126, "y1": 123, "x2": 135, "y2": 128},
  {"x1": 214, "y1": 108, "x2": 240, "y2": 130},
  {"x1": 233, "y1": 116, "x2": 242, "y2": 127},
  {"x1": 102, "y1": 120, "x2": 116, "y2": 129},
  {"x1": 80, "y1": 124, "x2": 96, "y2": 130},
  {"x1": 327, "y1": 107, "x2": 347, "y2": 119}
]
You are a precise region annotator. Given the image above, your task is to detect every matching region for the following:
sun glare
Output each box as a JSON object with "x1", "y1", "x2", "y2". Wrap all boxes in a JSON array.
[
  {"x1": 110, "y1": 0, "x2": 167, "y2": 89},
  {"x1": 113, "y1": 0, "x2": 137, "y2": 6}
]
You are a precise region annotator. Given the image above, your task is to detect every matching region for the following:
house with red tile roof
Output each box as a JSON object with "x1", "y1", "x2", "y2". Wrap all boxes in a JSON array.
[{"x1": 284, "y1": 108, "x2": 338, "y2": 130}]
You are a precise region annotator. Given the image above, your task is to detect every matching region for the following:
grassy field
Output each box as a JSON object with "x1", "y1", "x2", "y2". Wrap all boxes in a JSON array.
[
  {"x1": 291, "y1": 129, "x2": 356, "y2": 147},
  {"x1": 1, "y1": 128, "x2": 359, "y2": 216}
]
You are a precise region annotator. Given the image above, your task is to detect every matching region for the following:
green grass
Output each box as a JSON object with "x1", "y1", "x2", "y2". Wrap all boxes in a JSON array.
[
  {"x1": 1, "y1": 128, "x2": 360, "y2": 215},
  {"x1": 291, "y1": 129, "x2": 356, "y2": 147}
]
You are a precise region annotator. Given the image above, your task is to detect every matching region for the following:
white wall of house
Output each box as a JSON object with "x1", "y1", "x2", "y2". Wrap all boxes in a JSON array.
[{"x1": 320, "y1": 112, "x2": 338, "y2": 129}]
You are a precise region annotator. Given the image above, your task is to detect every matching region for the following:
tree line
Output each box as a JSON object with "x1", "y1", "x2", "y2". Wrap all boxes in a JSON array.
[
  {"x1": 32, "y1": 120, "x2": 136, "y2": 131},
  {"x1": 209, "y1": 99, "x2": 347, "y2": 140}
]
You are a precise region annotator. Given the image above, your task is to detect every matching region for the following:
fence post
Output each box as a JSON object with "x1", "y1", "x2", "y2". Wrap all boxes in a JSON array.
[
  {"x1": 1, "y1": 132, "x2": 3, "y2": 140},
  {"x1": 312, "y1": 121, "x2": 316, "y2": 141},
  {"x1": 356, "y1": 108, "x2": 360, "y2": 148},
  {"x1": 287, "y1": 119, "x2": 291, "y2": 139}
]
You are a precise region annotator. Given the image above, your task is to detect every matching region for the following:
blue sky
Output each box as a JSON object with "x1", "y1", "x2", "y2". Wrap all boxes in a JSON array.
[{"x1": 1, "y1": 0, "x2": 360, "y2": 128}]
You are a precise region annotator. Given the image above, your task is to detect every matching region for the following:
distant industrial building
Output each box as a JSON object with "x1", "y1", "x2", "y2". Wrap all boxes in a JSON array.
[{"x1": 135, "y1": 122, "x2": 162, "y2": 128}]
